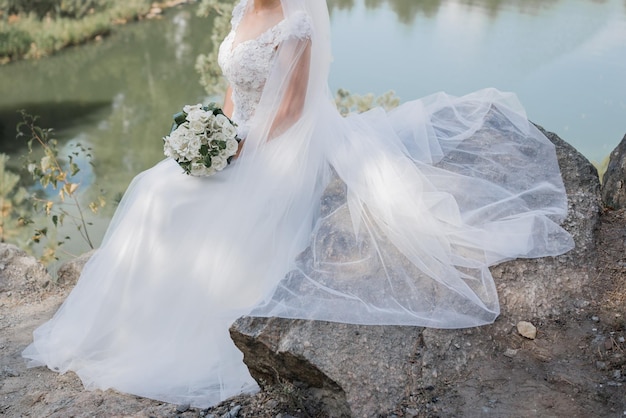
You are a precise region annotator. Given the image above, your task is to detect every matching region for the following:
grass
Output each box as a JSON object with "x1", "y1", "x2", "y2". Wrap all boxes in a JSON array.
[{"x1": 0, "y1": 0, "x2": 155, "y2": 63}]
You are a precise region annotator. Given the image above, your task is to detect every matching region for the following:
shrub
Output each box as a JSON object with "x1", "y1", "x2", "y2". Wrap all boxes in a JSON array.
[
  {"x1": 0, "y1": 0, "x2": 109, "y2": 19},
  {"x1": 0, "y1": 27, "x2": 32, "y2": 58}
]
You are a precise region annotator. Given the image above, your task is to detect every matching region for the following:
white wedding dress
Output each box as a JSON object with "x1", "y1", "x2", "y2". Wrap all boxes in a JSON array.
[{"x1": 23, "y1": 0, "x2": 574, "y2": 409}]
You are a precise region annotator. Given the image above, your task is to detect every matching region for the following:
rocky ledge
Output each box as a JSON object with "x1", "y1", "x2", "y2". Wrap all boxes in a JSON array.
[{"x1": 1, "y1": 128, "x2": 625, "y2": 417}]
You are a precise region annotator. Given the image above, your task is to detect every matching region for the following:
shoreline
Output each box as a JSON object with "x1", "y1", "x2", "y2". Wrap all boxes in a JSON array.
[{"x1": 0, "y1": 0, "x2": 197, "y2": 65}]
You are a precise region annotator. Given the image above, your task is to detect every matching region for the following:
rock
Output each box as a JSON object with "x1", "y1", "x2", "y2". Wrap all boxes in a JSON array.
[
  {"x1": 221, "y1": 405, "x2": 241, "y2": 418},
  {"x1": 56, "y1": 250, "x2": 95, "y2": 286},
  {"x1": 504, "y1": 348, "x2": 518, "y2": 358},
  {"x1": 0, "y1": 243, "x2": 95, "y2": 295},
  {"x1": 492, "y1": 126, "x2": 601, "y2": 319},
  {"x1": 2, "y1": 366, "x2": 20, "y2": 377},
  {"x1": 176, "y1": 403, "x2": 190, "y2": 413},
  {"x1": 601, "y1": 133, "x2": 626, "y2": 209},
  {"x1": 0, "y1": 243, "x2": 51, "y2": 294},
  {"x1": 231, "y1": 127, "x2": 600, "y2": 416},
  {"x1": 231, "y1": 317, "x2": 416, "y2": 417},
  {"x1": 516, "y1": 321, "x2": 537, "y2": 339}
]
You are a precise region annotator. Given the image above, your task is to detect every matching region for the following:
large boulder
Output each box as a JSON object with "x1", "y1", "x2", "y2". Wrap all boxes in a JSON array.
[
  {"x1": 230, "y1": 127, "x2": 603, "y2": 416},
  {"x1": 601, "y1": 133, "x2": 626, "y2": 209}
]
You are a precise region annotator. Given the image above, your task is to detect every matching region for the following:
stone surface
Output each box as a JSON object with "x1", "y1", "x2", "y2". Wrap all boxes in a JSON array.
[
  {"x1": 0, "y1": 243, "x2": 51, "y2": 294},
  {"x1": 231, "y1": 317, "x2": 418, "y2": 417},
  {"x1": 231, "y1": 126, "x2": 603, "y2": 416},
  {"x1": 491, "y1": 126, "x2": 602, "y2": 319},
  {"x1": 602, "y1": 133, "x2": 626, "y2": 209},
  {"x1": 56, "y1": 250, "x2": 95, "y2": 286}
]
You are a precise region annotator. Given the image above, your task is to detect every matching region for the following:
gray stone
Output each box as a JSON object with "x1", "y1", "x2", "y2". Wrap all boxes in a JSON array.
[
  {"x1": 504, "y1": 348, "x2": 518, "y2": 358},
  {"x1": 0, "y1": 244, "x2": 51, "y2": 293},
  {"x1": 602, "y1": 133, "x2": 626, "y2": 209},
  {"x1": 491, "y1": 126, "x2": 601, "y2": 319},
  {"x1": 221, "y1": 405, "x2": 241, "y2": 418},
  {"x1": 231, "y1": 127, "x2": 601, "y2": 416},
  {"x1": 56, "y1": 249, "x2": 95, "y2": 286},
  {"x1": 230, "y1": 317, "x2": 416, "y2": 417},
  {"x1": 176, "y1": 403, "x2": 190, "y2": 413}
]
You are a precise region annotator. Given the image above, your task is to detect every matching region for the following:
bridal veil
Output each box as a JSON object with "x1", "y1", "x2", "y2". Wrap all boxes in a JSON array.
[{"x1": 237, "y1": 0, "x2": 574, "y2": 327}]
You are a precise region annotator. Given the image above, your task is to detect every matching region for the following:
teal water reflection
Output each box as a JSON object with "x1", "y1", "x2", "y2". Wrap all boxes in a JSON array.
[
  {"x1": 329, "y1": 0, "x2": 626, "y2": 162},
  {"x1": 0, "y1": 0, "x2": 624, "y2": 255}
]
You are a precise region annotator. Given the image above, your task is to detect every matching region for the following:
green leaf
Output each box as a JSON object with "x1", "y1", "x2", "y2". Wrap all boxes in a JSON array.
[
  {"x1": 70, "y1": 162, "x2": 80, "y2": 176},
  {"x1": 173, "y1": 111, "x2": 187, "y2": 126},
  {"x1": 34, "y1": 126, "x2": 45, "y2": 140},
  {"x1": 52, "y1": 215, "x2": 58, "y2": 227}
]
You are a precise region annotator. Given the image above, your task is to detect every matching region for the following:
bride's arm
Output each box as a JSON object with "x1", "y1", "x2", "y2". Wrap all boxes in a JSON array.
[
  {"x1": 268, "y1": 40, "x2": 311, "y2": 139},
  {"x1": 223, "y1": 85, "x2": 234, "y2": 119},
  {"x1": 223, "y1": 85, "x2": 245, "y2": 158}
]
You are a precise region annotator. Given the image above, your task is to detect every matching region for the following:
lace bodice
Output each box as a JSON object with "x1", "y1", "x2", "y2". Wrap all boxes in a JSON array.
[{"x1": 218, "y1": 0, "x2": 312, "y2": 137}]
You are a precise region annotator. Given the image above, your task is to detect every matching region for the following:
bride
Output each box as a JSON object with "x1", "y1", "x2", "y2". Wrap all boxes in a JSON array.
[{"x1": 23, "y1": 0, "x2": 574, "y2": 409}]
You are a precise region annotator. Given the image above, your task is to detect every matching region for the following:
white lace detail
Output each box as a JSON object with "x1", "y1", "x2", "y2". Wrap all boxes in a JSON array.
[{"x1": 218, "y1": 7, "x2": 312, "y2": 138}]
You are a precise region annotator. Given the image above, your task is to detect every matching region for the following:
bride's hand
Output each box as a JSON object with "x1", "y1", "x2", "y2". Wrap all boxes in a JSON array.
[{"x1": 234, "y1": 139, "x2": 245, "y2": 159}]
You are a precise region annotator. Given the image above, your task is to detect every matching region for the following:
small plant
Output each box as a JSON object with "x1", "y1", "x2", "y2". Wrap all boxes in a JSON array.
[
  {"x1": 334, "y1": 88, "x2": 401, "y2": 116},
  {"x1": 0, "y1": 153, "x2": 30, "y2": 245},
  {"x1": 195, "y1": 0, "x2": 235, "y2": 97},
  {"x1": 16, "y1": 110, "x2": 105, "y2": 263}
]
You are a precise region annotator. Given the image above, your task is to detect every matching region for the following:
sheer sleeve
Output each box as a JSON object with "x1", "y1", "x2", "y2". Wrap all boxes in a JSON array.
[
  {"x1": 282, "y1": 11, "x2": 313, "y2": 42},
  {"x1": 267, "y1": 11, "x2": 313, "y2": 139}
]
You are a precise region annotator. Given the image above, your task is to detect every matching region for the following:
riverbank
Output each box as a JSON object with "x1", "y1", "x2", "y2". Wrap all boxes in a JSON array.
[{"x1": 0, "y1": 0, "x2": 195, "y2": 64}]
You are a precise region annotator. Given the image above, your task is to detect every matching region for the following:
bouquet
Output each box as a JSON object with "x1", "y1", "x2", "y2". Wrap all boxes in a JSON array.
[{"x1": 163, "y1": 103, "x2": 240, "y2": 176}]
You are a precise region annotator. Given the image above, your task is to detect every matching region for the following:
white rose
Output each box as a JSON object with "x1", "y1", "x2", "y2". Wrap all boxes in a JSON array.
[
  {"x1": 167, "y1": 132, "x2": 185, "y2": 153},
  {"x1": 190, "y1": 163, "x2": 215, "y2": 177},
  {"x1": 186, "y1": 109, "x2": 208, "y2": 124},
  {"x1": 204, "y1": 165, "x2": 216, "y2": 176},
  {"x1": 212, "y1": 155, "x2": 227, "y2": 171},
  {"x1": 213, "y1": 114, "x2": 229, "y2": 129},
  {"x1": 187, "y1": 136, "x2": 203, "y2": 154},
  {"x1": 225, "y1": 138, "x2": 239, "y2": 155},
  {"x1": 169, "y1": 134, "x2": 190, "y2": 160},
  {"x1": 27, "y1": 163, "x2": 37, "y2": 174},
  {"x1": 222, "y1": 122, "x2": 237, "y2": 139},
  {"x1": 182, "y1": 143, "x2": 199, "y2": 161},
  {"x1": 175, "y1": 124, "x2": 190, "y2": 137},
  {"x1": 190, "y1": 163, "x2": 204, "y2": 176},
  {"x1": 197, "y1": 110, "x2": 211, "y2": 123},
  {"x1": 209, "y1": 132, "x2": 227, "y2": 143},
  {"x1": 188, "y1": 119, "x2": 205, "y2": 134},
  {"x1": 183, "y1": 103, "x2": 203, "y2": 114},
  {"x1": 183, "y1": 128, "x2": 197, "y2": 143},
  {"x1": 163, "y1": 140, "x2": 176, "y2": 158}
]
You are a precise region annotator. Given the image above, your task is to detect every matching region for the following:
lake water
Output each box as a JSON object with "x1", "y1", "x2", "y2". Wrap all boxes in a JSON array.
[{"x1": 0, "y1": 0, "x2": 625, "y2": 255}]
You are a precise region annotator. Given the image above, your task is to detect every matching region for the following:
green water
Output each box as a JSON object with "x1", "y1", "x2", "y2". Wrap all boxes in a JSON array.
[{"x1": 0, "y1": 0, "x2": 625, "y2": 255}]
